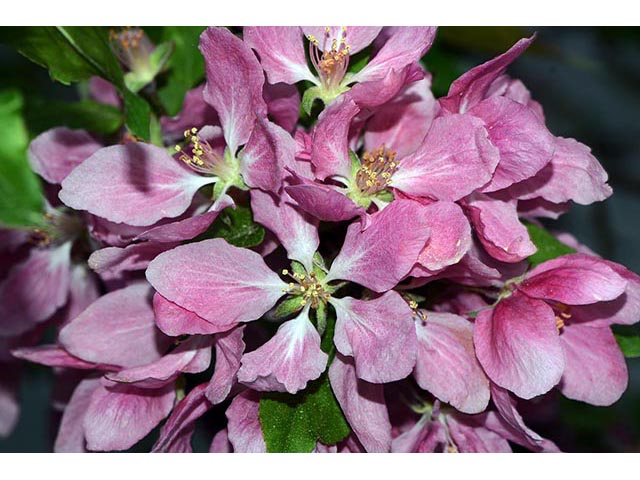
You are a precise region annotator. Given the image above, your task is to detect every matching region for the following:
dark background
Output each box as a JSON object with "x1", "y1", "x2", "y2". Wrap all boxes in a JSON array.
[{"x1": 1, "y1": 26, "x2": 639, "y2": 452}]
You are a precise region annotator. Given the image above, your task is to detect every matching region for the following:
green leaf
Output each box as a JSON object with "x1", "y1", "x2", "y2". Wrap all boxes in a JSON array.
[
  {"x1": 25, "y1": 98, "x2": 123, "y2": 135},
  {"x1": 0, "y1": 89, "x2": 44, "y2": 228},
  {"x1": 122, "y1": 89, "x2": 151, "y2": 140},
  {"x1": 347, "y1": 47, "x2": 371, "y2": 74},
  {"x1": 157, "y1": 27, "x2": 206, "y2": 116},
  {"x1": 524, "y1": 222, "x2": 576, "y2": 268},
  {"x1": 259, "y1": 373, "x2": 350, "y2": 453},
  {"x1": 615, "y1": 334, "x2": 640, "y2": 358},
  {"x1": 208, "y1": 205, "x2": 265, "y2": 248},
  {"x1": 301, "y1": 86, "x2": 323, "y2": 116},
  {"x1": 274, "y1": 296, "x2": 304, "y2": 319}
]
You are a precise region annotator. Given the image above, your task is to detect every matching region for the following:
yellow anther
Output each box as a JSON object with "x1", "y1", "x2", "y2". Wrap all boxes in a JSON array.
[
  {"x1": 409, "y1": 300, "x2": 418, "y2": 309},
  {"x1": 282, "y1": 269, "x2": 289, "y2": 275},
  {"x1": 325, "y1": 27, "x2": 330, "y2": 33},
  {"x1": 174, "y1": 145, "x2": 181, "y2": 152},
  {"x1": 191, "y1": 127, "x2": 198, "y2": 134}
]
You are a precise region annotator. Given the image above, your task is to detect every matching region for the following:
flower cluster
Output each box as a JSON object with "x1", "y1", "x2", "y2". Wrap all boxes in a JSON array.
[{"x1": 2, "y1": 26, "x2": 639, "y2": 453}]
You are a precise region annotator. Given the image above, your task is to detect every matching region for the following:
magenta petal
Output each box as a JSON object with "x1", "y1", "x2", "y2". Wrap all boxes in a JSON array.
[
  {"x1": 508, "y1": 137, "x2": 612, "y2": 205},
  {"x1": 226, "y1": 390, "x2": 266, "y2": 453},
  {"x1": 209, "y1": 429, "x2": 232, "y2": 453},
  {"x1": 59, "y1": 284, "x2": 170, "y2": 368},
  {"x1": 160, "y1": 85, "x2": 219, "y2": 139},
  {"x1": 0, "y1": 242, "x2": 71, "y2": 337},
  {"x1": 326, "y1": 200, "x2": 431, "y2": 292},
  {"x1": 241, "y1": 117, "x2": 295, "y2": 193},
  {"x1": 464, "y1": 193, "x2": 536, "y2": 263},
  {"x1": 54, "y1": 377, "x2": 101, "y2": 452},
  {"x1": 28, "y1": 127, "x2": 102, "y2": 184},
  {"x1": 88, "y1": 242, "x2": 179, "y2": 278},
  {"x1": 264, "y1": 82, "x2": 301, "y2": 134},
  {"x1": 153, "y1": 383, "x2": 211, "y2": 453},
  {"x1": 83, "y1": 380, "x2": 176, "y2": 451},
  {"x1": 391, "y1": 416, "x2": 447, "y2": 453},
  {"x1": 331, "y1": 291, "x2": 416, "y2": 383},
  {"x1": 347, "y1": 64, "x2": 423, "y2": 111},
  {"x1": 251, "y1": 189, "x2": 319, "y2": 271},
  {"x1": 441, "y1": 36, "x2": 534, "y2": 113},
  {"x1": 470, "y1": 97, "x2": 555, "y2": 193},
  {"x1": 391, "y1": 114, "x2": 499, "y2": 201},
  {"x1": 310, "y1": 96, "x2": 360, "y2": 180},
  {"x1": 417, "y1": 201, "x2": 471, "y2": 272},
  {"x1": 328, "y1": 354, "x2": 392, "y2": 452},
  {"x1": 285, "y1": 177, "x2": 363, "y2": 223},
  {"x1": 352, "y1": 27, "x2": 436, "y2": 83},
  {"x1": 146, "y1": 239, "x2": 287, "y2": 325},
  {"x1": 59, "y1": 143, "x2": 214, "y2": 227},
  {"x1": 447, "y1": 416, "x2": 511, "y2": 453},
  {"x1": 364, "y1": 76, "x2": 438, "y2": 159},
  {"x1": 12, "y1": 345, "x2": 98, "y2": 370},
  {"x1": 59, "y1": 264, "x2": 100, "y2": 327},
  {"x1": 106, "y1": 336, "x2": 213, "y2": 389},
  {"x1": 244, "y1": 27, "x2": 316, "y2": 85},
  {"x1": 521, "y1": 254, "x2": 627, "y2": 305},
  {"x1": 414, "y1": 312, "x2": 490, "y2": 414},
  {"x1": 153, "y1": 293, "x2": 229, "y2": 336},
  {"x1": 134, "y1": 208, "x2": 227, "y2": 244},
  {"x1": 206, "y1": 326, "x2": 246, "y2": 404},
  {"x1": 559, "y1": 324, "x2": 627, "y2": 406},
  {"x1": 238, "y1": 306, "x2": 327, "y2": 394},
  {"x1": 200, "y1": 27, "x2": 267, "y2": 154},
  {"x1": 474, "y1": 293, "x2": 565, "y2": 399}
]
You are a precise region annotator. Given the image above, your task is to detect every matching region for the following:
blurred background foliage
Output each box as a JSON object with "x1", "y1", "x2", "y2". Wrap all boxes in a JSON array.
[{"x1": 0, "y1": 26, "x2": 639, "y2": 452}]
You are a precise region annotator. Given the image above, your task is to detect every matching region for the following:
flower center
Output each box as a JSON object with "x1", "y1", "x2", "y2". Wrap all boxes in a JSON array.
[
  {"x1": 307, "y1": 27, "x2": 351, "y2": 92},
  {"x1": 282, "y1": 269, "x2": 330, "y2": 309},
  {"x1": 30, "y1": 211, "x2": 83, "y2": 247},
  {"x1": 356, "y1": 145, "x2": 398, "y2": 196},
  {"x1": 109, "y1": 27, "x2": 154, "y2": 72},
  {"x1": 174, "y1": 127, "x2": 231, "y2": 179}
]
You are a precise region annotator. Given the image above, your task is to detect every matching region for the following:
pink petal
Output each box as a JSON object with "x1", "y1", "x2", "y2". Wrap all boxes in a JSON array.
[
  {"x1": 200, "y1": 27, "x2": 267, "y2": 154},
  {"x1": 391, "y1": 114, "x2": 499, "y2": 201},
  {"x1": 474, "y1": 293, "x2": 565, "y2": 399},
  {"x1": 0, "y1": 366, "x2": 19, "y2": 438},
  {"x1": 238, "y1": 306, "x2": 327, "y2": 394},
  {"x1": 303, "y1": 26, "x2": 381, "y2": 55},
  {"x1": 464, "y1": 193, "x2": 536, "y2": 263},
  {"x1": 331, "y1": 291, "x2": 416, "y2": 383},
  {"x1": 417, "y1": 201, "x2": 472, "y2": 272},
  {"x1": 106, "y1": 336, "x2": 213, "y2": 389},
  {"x1": 226, "y1": 389, "x2": 266, "y2": 453},
  {"x1": 134, "y1": 208, "x2": 227, "y2": 244},
  {"x1": 251, "y1": 189, "x2": 319, "y2": 271},
  {"x1": 152, "y1": 383, "x2": 211, "y2": 453},
  {"x1": 508, "y1": 137, "x2": 612, "y2": 205},
  {"x1": 59, "y1": 284, "x2": 171, "y2": 368},
  {"x1": 58, "y1": 264, "x2": 100, "y2": 327},
  {"x1": 441, "y1": 36, "x2": 534, "y2": 114},
  {"x1": 28, "y1": 127, "x2": 102, "y2": 184},
  {"x1": 54, "y1": 377, "x2": 101, "y2": 452},
  {"x1": 470, "y1": 97, "x2": 555, "y2": 193},
  {"x1": 559, "y1": 324, "x2": 628, "y2": 406},
  {"x1": 325, "y1": 200, "x2": 431, "y2": 292},
  {"x1": 352, "y1": 27, "x2": 436, "y2": 83},
  {"x1": 89, "y1": 77, "x2": 121, "y2": 108},
  {"x1": 146, "y1": 239, "x2": 287, "y2": 325},
  {"x1": 0, "y1": 242, "x2": 71, "y2": 337},
  {"x1": 153, "y1": 293, "x2": 230, "y2": 336},
  {"x1": 59, "y1": 143, "x2": 214, "y2": 227},
  {"x1": 83, "y1": 380, "x2": 176, "y2": 451},
  {"x1": 209, "y1": 429, "x2": 232, "y2": 453},
  {"x1": 447, "y1": 416, "x2": 511, "y2": 452},
  {"x1": 206, "y1": 326, "x2": 246, "y2": 404},
  {"x1": 244, "y1": 27, "x2": 316, "y2": 85},
  {"x1": 414, "y1": 312, "x2": 490, "y2": 414},
  {"x1": 364, "y1": 76, "x2": 438, "y2": 159},
  {"x1": 521, "y1": 254, "x2": 628, "y2": 305},
  {"x1": 88, "y1": 242, "x2": 179, "y2": 278},
  {"x1": 264, "y1": 82, "x2": 301, "y2": 133},
  {"x1": 12, "y1": 345, "x2": 99, "y2": 370},
  {"x1": 328, "y1": 354, "x2": 392, "y2": 452},
  {"x1": 160, "y1": 85, "x2": 219, "y2": 139},
  {"x1": 241, "y1": 117, "x2": 295, "y2": 193},
  {"x1": 310, "y1": 96, "x2": 360, "y2": 180},
  {"x1": 391, "y1": 416, "x2": 447, "y2": 453},
  {"x1": 347, "y1": 64, "x2": 424, "y2": 111}
]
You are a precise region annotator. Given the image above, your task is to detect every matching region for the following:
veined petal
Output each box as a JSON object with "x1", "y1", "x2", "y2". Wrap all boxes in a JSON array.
[
  {"x1": 331, "y1": 291, "x2": 416, "y2": 383},
  {"x1": 351, "y1": 27, "x2": 436, "y2": 84},
  {"x1": 28, "y1": 127, "x2": 102, "y2": 184},
  {"x1": 251, "y1": 189, "x2": 319, "y2": 272},
  {"x1": 226, "y1": 390, "x2": 266, "y2": 453},
  {"x1": 200, "y1": 27, "x2": 267, "y2": 154},
  {"x1": 153, "y1": 293, "x2": 232, "y2": 336},
  {"x1": 59, "y1": 143, "x2": 214, "y2": 227},
  {"x1": 303, "y1": 26, "x2": 382, "y2": 55},
  {"x1": 59, "y1": 284, "x2": 171, "y2": 368},
  {"x1": 0, "y1": 242, "x2": 72, "y2": 337},
  {"x1": 54, "y1": 377, "x2": 101, "y2": 452},
  {"x1": 474, "y1": 293, "x2": 565, "y2": 399},
  {"x1": 447, "y1": 416, "x2": 512, "y2": 453},
  {"x1": 325, "y1": 199, "x2": 431, "y2": 292},
  {"x1": 244, "y1": 27, "x2": 317, "y2": 85},
  {"x1": 521, "y1": 254, "x2": 628, "y2": 305},
  {"x1": 238, "y1": 305, "x2": 327, "y2": 394},
  {"x1": 12, "y1": 345, "x2": 99, "y2": 370},
  {"x1": 264, "y1": 82, "x2": 301, "y2": 134},
  {"x1": 414, "y1": 312, "x2": 490, "y2": 414},
  {"x1": 391, "y1": 114, "x2": 499, "y2": 201},
  {"x1": 328, "y1": 354, "x2": 392, "y2": 453},
  {"x1": 206, "y1": 326, "x2": 246, "y2": 404},
  {"x1": 88, "y1": 242, "x2": 179, "y2": 279},
  {"x1": 146, "y1": 239, "x2": 287, "y2": 325}
]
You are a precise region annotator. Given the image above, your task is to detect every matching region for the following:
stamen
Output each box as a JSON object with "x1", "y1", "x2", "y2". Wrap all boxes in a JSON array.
[
  {"x1": 282, "y1": 269, "x2": 329, "y2": 309},
  {"x1": 356, "y1": 145, "x2": 398, "y2": 196},
  {"x1": 308, "y1": 27, "x2": 351, "y2": 91},
  {"x1": 109, "y1": 27, "x2": 154, "y2": 72},
  {"x1": 173, "y1": 127, "x2": 225, "y2": 177}
]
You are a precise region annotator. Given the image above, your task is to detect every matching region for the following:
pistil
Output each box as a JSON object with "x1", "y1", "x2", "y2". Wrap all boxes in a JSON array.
[
  {"x1": 307, "y1": 27, "x2": 351, "y2": 93},
  {"x1": 355, "y1": 145, "x2": 398, "y2": 196}
]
